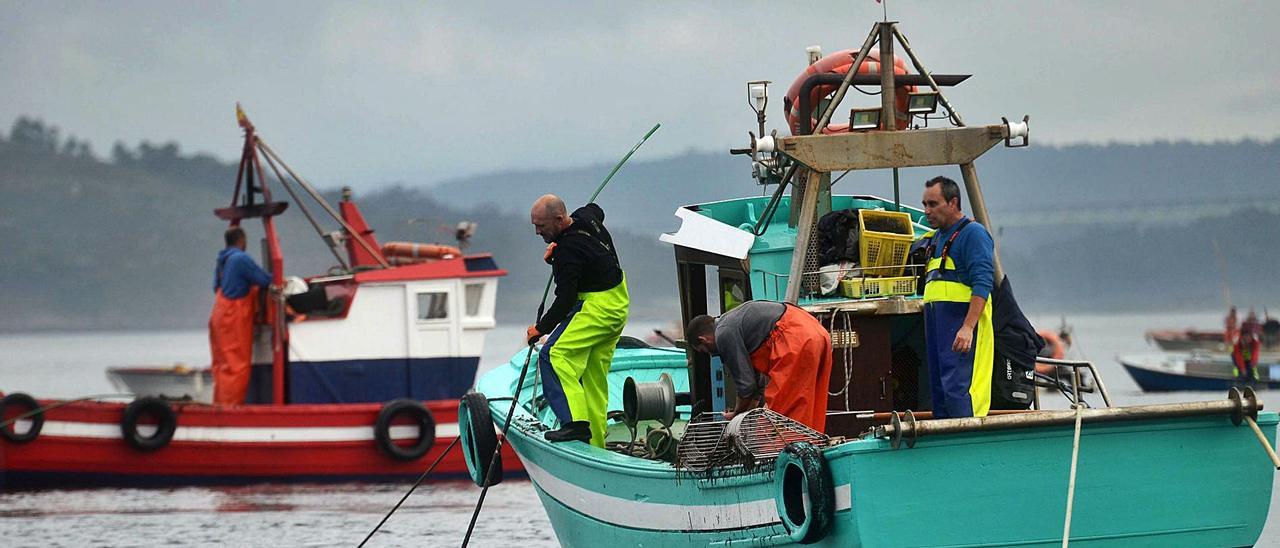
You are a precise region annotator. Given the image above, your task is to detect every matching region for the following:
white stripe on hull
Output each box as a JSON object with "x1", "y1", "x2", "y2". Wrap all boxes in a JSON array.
[
  {"x1": 28, "y1": 420, "x2": 460, "y2": 443},
  {"x1": 520, "y1": 452, "x2": 851, "y2": 532}
]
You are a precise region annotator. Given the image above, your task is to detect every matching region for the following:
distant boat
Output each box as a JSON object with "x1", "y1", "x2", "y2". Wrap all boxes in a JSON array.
[
  {"x1": 1119, "y1": 352, "x2": 1280, "y2": 391},
  {"x1": 1, "y1": 109, "x2": 519, "y2": 490},
  {"x1": 1145, "y1": 329, "x2": 1229, "y2": 353}
]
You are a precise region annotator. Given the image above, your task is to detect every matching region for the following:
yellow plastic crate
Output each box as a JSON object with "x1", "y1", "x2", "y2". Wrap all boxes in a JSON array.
[
  {"x1": 839, "y1": 276, "x2": 917, "y2": 299},
  {"x1": 858, "y1": 210, "x2": 915, "y2": 277}
]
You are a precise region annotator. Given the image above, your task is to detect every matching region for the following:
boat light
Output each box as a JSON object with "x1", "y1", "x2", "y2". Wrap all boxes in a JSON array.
[
  {"x1": 747, "y1": 80, "x2": 770, "y2": 116},
  {"x1": 849, "y1": 107, "x2": 881, "y2": 131},
  {"x1": 906, "y1": 91, "x2": 939, "y2": 114}
]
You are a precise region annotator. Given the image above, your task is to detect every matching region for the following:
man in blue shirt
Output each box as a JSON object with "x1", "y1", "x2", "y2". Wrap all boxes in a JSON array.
[
  {"x1": 209, "y1": 227, "x2": 273, "y2": 404},
  {"x1": 920, "y1": 176, "x2": 995, "y2": 418}
]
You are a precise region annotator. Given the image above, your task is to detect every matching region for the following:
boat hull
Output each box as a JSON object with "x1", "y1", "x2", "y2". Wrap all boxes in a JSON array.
[
  {"x1": 0, "y1": 398, "x2": 522, "y2": 491},
  {"x1": 1120, "y1": 352, "x2": 1280, "y2": 392},
  {"x1": 478, "y1": 349, "x2": 1278, "y2": 547}
]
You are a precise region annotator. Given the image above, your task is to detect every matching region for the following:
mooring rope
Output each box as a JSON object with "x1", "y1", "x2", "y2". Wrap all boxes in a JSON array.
[
  {"x1": 356, "y1": 437, "x2": 461, "y2": 547},
  {"x1": 0, "y1": 393, "x2": 136, "y2": 429},
  {"x1": 1061, "y1": 403, "x2": 1084, "y2": 547}
]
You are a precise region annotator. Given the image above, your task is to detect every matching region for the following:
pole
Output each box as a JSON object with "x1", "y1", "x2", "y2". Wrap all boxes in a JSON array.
[
  {"x1": 879, "y1": 22, "x2": 896, "y2": 132},
  {"x1": 958, "y1": 162, "x2": 1004, "y2": 284}
]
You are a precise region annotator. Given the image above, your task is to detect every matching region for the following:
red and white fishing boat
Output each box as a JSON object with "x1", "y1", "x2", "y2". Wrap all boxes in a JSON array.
[{"x1": 0, "y1": 108, "x2": 520, "y2": 490}]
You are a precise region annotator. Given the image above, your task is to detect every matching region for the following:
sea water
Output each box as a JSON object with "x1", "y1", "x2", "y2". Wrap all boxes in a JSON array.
[{"x1": 2, "y1": 315, "x2": 1278, "y2": 547}]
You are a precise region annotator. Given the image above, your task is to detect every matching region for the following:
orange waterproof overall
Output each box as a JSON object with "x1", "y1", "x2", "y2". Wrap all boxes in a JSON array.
[
  {"x1": 209, "y1": 286, "x2": 258, "y2": 405},
  {"x1": 747, "y1": 305, "x2": 832, "y2": 431}
]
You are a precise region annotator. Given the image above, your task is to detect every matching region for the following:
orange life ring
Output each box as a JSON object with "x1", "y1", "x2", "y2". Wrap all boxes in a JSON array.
[
  {"x1": 381, "y1": 242, "x2": 461, "y2": 261},
  {"x1": 783, "y1": 49, "x2": 915, "y2": 135}
]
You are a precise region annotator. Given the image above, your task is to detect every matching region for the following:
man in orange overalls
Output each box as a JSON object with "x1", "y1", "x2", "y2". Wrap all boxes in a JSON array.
[
  {"x1": 687, "y1": 300, "x2": 832, "y2": 431},
  {"x1": 209, "y1": 227, "x2": 273, "y2": 405}
]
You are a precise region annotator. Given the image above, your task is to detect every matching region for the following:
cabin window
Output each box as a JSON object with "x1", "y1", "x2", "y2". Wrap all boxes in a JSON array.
[
  {"x1": 464, "y1": 283, "x2": 484, "y2": 317},
  {"x1": 416, "y1": 292, "x2": 449, "y2": 320}
]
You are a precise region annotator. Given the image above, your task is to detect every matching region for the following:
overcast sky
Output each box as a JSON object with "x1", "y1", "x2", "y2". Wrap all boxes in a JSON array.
[{"x1": 3, "y1": 1, "x2": 1276, "y2": 188}]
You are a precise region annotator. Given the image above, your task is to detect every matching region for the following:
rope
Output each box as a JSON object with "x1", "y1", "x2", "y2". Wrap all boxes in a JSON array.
[
  {"x1": 1, "y1": 393, "x2": 136, "y2": 428},
  {"x1": 1061, "y1": 403, "x2": 1084, "y2": 547},
  {"x1": 356, "y1": 436, "x2": 460, "y2": 547},
  {"x1": 826, "y1": 310, "x2": 853, "y2": 410}
]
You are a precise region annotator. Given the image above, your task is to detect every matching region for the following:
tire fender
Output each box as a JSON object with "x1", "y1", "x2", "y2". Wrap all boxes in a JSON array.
[
  {"x1": 459, "y1": 391, "x2": 502, "y2": 487},
  {"x1": 121, "y1": 397, "x2": 177, "y2": 452},
  {"x1": 375, "y1": 399, "x2": 437, "y2": 461},
  {"x1": 774, "y1": 441, "x2": 835, "y2": 544},
  {"x1": 1, "y1": 392, "x2": 44, "y2": 444}
]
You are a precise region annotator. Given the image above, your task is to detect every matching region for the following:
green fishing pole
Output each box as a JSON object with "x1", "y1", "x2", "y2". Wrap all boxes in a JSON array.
[{"x1": 460, "y1": 122, "x2": 661, "y2": 547}]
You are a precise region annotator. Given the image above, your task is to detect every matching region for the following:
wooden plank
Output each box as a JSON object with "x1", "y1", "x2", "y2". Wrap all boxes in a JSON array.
[{"x1": 778, "y1": 126, "x2": 1005, "y2": 172}]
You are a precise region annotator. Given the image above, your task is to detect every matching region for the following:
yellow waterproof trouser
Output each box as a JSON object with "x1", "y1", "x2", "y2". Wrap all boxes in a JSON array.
[{"x1": 538, "y1": 276, "x2": 629, "y2": 447}]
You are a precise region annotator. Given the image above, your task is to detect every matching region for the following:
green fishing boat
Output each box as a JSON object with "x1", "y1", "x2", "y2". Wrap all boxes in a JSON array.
[{"x1": 462, "y1": 19, "x2": 1279, "y2": 547}]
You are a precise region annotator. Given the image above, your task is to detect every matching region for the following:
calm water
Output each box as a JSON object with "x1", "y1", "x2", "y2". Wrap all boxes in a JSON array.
[{"x1": 2, "y1": 314, "x2": 1279, "y2": 546}]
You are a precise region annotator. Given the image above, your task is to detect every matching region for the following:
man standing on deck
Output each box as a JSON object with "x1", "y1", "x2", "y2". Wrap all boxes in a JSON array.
[
  {"x1": 209, "y1": 226, "x2": 273, "y2": 405},
  {"x1": 919, "y1": 176, "x2": 996, "y2": 418},
  {"x1": 685, "y1": 300, "x2": 832, "y2": 431},
  {"x1": 528, "y1": 194, "x2": 629, "y2": 447}
]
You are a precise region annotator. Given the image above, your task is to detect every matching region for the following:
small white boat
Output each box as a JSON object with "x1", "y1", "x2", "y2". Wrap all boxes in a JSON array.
[{"x1": 106, "y1": 366, "x2": 213, "y2": 403}]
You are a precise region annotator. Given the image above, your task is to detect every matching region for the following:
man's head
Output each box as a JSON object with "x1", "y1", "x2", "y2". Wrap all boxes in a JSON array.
[
  {"x1": 922, "y1": 176, "x2": 964, "y2": 229},
  {"x1": 530, "y1": 194, "x2": 572, "y2": 244},
  {"x1": 224, "y1": 226, "x2": 247, "y2": 250},
  {"x1": 686, "y1": 314, "x2": 717, "y2": 354}
]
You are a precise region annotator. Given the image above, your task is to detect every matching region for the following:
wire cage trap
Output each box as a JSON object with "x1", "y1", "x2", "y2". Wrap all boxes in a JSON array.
[{"x1": 675, "y1": 408, "x2": 828, "y2": 472}]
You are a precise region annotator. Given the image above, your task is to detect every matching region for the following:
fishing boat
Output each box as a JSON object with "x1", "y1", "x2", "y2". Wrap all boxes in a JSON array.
[
  {"x1": 459, "y1": 20, "x2": 1279, "y2": 546},
  {"x1": 1145, "y1": 328, "x2": 1231, "y2": 353},
  {"x1": 1120, "y1": 351, "x2": 1280, "y2": 392},
  {"x1": 0, "y1": 108, "x2": 521, "y2": 490}
]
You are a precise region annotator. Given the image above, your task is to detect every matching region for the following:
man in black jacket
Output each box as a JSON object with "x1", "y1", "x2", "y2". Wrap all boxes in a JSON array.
[{"x1": 528, "y1": 194, "x2": 630, "y2": 446}]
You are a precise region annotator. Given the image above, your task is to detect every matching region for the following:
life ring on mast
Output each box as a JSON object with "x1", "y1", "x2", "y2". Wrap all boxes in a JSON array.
[
  {"x1": 382, "y1": 242, "x2": 462, "y2": 263},
  {"x1": 374, "y1": 399, "x2": 437, "y2": 461},
  {"x1": 459, "y1": 391, "x2": 503, "y2": 487},
  {"x1": 773, "y1": 441, "x2": 835, "y2": 544},
  {"x1": 784, "y1": 49, "x2": 915, "y2": 135},
  {"x1": 1, "y1": 392, "x2": 45, "y2": 444},
  {"x1": 121, "y1": 397, "x2": 177, "y2": 452}
]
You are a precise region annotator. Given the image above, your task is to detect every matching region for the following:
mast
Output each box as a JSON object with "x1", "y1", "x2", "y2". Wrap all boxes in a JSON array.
[{"x1": 778, "y1": 21, "x2": 1025, "y2": 303}]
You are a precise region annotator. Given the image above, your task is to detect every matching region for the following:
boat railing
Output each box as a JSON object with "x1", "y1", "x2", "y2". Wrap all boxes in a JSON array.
[{"x1": 1034, "y1": 357, "x2": 1113, "y2": 409}]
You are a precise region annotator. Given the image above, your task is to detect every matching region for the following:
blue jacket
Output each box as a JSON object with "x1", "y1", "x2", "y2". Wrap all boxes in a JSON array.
[
  {"x1": 930, "y1": 216, "x2": 995, "y2": 300},
  {"x1": 214, "y1": 247, "x2": 272, "y2": 299}
]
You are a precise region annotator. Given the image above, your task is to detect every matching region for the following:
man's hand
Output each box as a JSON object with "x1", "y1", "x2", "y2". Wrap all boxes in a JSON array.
[
  {"x1": 543, "y1": 242, "x2": 557, "y2": 264},
  {"x1": 952, "y1": 324, "x2": 974, "y2": 354},
  {"x1": 526, "y1": 325, "x2": 542, "y2": 346},
  {"x1": 723, "y1": 410, "x2": 736, "y2": 420}
]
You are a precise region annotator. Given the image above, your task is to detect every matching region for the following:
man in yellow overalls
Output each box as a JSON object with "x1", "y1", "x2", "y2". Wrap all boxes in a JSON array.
[
  {"x1": 528, "y1": 194, "x2": 629, "y2": 446},
  {"x1": 919, "y1": 176, "x2": 995, "y2": 418}
]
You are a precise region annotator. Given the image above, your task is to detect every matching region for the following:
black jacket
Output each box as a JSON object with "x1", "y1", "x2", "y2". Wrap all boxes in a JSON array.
[{"x1": 535, "y1": 203, "x2": 624, "y2": 334}]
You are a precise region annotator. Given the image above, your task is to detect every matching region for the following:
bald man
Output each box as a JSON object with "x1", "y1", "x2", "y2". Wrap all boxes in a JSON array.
[{"x1": 528, "y1": 195, "x2": 629, "y2": 447}]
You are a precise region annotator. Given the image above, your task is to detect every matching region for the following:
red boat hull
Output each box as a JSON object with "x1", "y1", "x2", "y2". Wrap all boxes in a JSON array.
[{"x1": 0, "y1": 399, "x2": 522, "y2": 490}]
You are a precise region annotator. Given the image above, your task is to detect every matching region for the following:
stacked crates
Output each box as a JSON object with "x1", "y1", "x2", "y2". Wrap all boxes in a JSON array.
[{"x1": 840, "y1": 209, "x2": 917, "y2": 299}]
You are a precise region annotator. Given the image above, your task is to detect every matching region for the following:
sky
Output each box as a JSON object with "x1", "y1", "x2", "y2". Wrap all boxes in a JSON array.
[{"x1": 2, "y1": 1, "x2": 1277, "y2": 188}]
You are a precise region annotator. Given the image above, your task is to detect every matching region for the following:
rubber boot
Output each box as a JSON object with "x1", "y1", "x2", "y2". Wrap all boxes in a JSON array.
[{"x1": 544, "y1": 420, "x2": 592, "y2": 443}]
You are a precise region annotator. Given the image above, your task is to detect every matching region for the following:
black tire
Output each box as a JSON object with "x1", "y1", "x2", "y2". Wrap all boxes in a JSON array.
[
  {"x1": 1, "y1": 392, "x2": 44, "y2": 444},
  {"x1": 375, "y1": 399, "x2": 436, "y2": 461},
  {"x1": 121, "y1": 397, "x2": 177, "y2": 452},
  {"x1": 459, "y1": 391, "x2": 502, "y2": 487},
  {"x1": 774, "y1": 441, "x2": 835, "y2": 544}
]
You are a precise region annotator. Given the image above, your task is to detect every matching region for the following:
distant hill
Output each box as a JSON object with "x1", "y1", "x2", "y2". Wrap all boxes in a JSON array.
[{"x1": 1, "y1": 116, "x2": 1276, "y2": 331}]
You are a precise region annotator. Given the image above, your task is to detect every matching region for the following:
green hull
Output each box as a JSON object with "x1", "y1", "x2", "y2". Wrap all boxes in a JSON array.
[{"x1": 476, "y1": 348, "x2": 1277, "y2": 547}]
